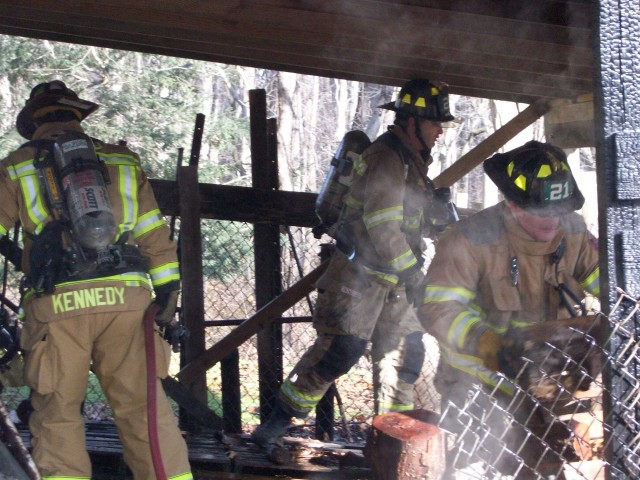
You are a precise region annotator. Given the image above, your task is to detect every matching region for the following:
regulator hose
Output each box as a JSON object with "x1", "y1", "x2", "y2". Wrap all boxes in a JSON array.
[{"x1": 143, "y1": 302, "x2": 168, "y2": 480}]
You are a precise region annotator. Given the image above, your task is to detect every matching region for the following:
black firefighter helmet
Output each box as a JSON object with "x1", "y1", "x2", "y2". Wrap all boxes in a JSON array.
[
  {"x1": 379, "y1": 78, "x2": 455, "y2": 123},
  {"x1": 16, "y1": 80, "x2": 99, "y2": 140},
  {"x1": 484, "y1": 140, "x2": 584, "y2": 215}
]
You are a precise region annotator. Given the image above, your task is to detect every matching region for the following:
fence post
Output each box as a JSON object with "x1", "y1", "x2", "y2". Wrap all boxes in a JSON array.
[
  {"x1": 251, "y1": 90, "x2": 284, "y2": 424},
  {"x1": 178, "y1": 113, "x2": 207, "y2": 430}
]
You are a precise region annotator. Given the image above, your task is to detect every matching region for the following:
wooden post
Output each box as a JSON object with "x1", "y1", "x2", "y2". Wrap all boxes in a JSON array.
[
  {"x1": 178, "y1": 163, "x2": 207, "y2": 429},
  {"x1": 364, "y1": 409, "x2": 446, "y2": 480},
  {"x1": 221, "y1": 350, "x2": 241, "y2": 433},
  {"x1": 250, "y1": 91, "x2": 284, "y2": 422}
]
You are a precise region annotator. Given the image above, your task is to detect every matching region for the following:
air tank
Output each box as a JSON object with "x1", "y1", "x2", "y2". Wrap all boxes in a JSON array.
[
  {"x1": 315, "y1": 130, "x2": 371, "y2": 229},
  {"x1": 53, "y1": 131, "x2": 117, "y2": 250}
]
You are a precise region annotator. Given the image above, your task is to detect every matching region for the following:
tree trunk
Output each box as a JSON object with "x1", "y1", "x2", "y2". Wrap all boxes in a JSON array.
[{"x1": 364, "y1": 409, "x2": 445, "y2": 480}]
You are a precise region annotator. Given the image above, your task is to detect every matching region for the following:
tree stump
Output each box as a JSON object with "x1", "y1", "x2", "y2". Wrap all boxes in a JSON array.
[{"x1": 364, "y1": 409, "x2": 445, "y2": 480}]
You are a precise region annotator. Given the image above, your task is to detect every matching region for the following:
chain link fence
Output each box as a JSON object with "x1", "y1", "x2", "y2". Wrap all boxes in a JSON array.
[
  {"x1": 439, "y1": 290, "x2": 640, "y2": 479},
  {"x1": 195, "y1": 220, "x2": 441, "y2": 442}
]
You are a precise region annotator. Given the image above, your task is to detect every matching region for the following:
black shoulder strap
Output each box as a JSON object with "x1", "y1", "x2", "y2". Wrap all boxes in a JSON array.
[{"x1": 20, "y1": 139, "x2": 56, "y2": 169}]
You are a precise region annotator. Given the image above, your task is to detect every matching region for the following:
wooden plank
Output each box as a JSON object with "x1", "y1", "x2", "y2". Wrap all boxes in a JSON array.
[
  {"x1": 0, "y1": 13, "x2": 591, "y2": 103},
  {"x1": 0, "y1": 1, "x2": 593, "y2": 102},
  {"x1": 544, "y1": 94, "x2": 595, "y2": 148},
  {"x1": 433, "y1": 99, "x2": 551, "y2": 189},
  {"x1": 152, "y1": 180, "x2": 318, "y2": 227},
  {"x1": 8, "y1": 9, "x2": 592, "y2": 84},
  {"x1": 0, "y1": 1, "x2": 592, "y2": 64},
  {"x1": 0, "y1": 20, "x2": 587, "y2": 102},
  {"x1": 177, "y1": 260, "x2": 328, "y2": 385}
]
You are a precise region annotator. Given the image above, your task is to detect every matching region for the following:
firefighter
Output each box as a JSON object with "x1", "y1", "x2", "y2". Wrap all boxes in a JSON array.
[
  {"x1": 252, "y1": 78, "x2": 457, "y2": 448},
  {"x1": 0, "y1": 80, "x2": 193, "y2": 480},
  {"x1": 418, "y1": 141, "x2": 599, "y2": 477}
]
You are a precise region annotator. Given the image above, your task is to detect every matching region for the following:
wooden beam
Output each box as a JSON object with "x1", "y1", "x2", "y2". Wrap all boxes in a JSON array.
[
  {"x1": 544, "y1": 94, "x2": 595, "y2": 148},
  {"x1": 151, "y1": 180, "x2": 318, "y2": 227},
  {"x1": 433, "y1": 99, "x2": 551, "y2": 189},
  {"x1": 0, "y1": 0, "x2": 593, "y2": 102},
  {"x1": 177, "y1": 260, "x2": 329, "y2": 385}
]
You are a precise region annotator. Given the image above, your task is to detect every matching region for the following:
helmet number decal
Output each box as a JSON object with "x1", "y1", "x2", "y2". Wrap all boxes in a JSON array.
[{"x1": 545, "y1": 180, "x2": 572, "y2": 202}]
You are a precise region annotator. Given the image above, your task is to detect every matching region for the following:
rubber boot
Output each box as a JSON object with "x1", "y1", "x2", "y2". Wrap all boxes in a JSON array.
[{"x1": 251, "y1": 401, "x2": 294, "y2": 448}]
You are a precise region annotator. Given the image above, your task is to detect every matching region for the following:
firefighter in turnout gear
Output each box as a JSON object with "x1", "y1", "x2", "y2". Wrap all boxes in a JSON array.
[
  {"x1": 252, "y1": 78, "x2": 458, "y2": 449},
  {"x1": 0, "y1": 80, "x2": 193, "y2": 480},
  {"x1": 417, "y1": 141, "x2": 599, "y2": 478}
]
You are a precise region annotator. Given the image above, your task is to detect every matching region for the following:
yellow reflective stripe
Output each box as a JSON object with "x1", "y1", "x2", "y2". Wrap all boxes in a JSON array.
[
  {"x1": 7, "y1": 160, "x2": 37, "y2": 179},
  {"x1": 169, "y1": 473, "x2": 194, "y2": 480},
  {"x1": 424, "y1": 285, "x2": 475, "y2": 305},
  {"x1": 117, "y1": 164, "x2": 137, "y2": 235},
  {"x1": 448, "y1": 312, "x2": 481, "y2": 349},
  {"x1": 281, "y1": 379, "x2": 322, "y2": 410},
  {"x1": 0, "y1": 224, "x2": 7, "y2": 236},
  {"x1": 59, "y1": 272, "x2": 150, "y2": 286},
  {"x1": 389, "y1": 249, "x2": 418, "y2": 273},
  {"x1": 509, "y1": 319, "x2": 538, "y2": 328},
  {"x1": 581, "y1": 266, "x2": 600, "y2": 296},
  {"x1": 378, "y1": 402, "x2": 414, "y2": 413},
  {"x1": 20, "y1": 173, "x2": 49, "y2": 233},
  {"x1": 98, "y1": 151, "x2": 140, "y2": 166},
  {"x1": 440, "y1": 346, "x2": 515, "y2": 396},
  {"x1": 403, "y1": 213, "x2": 421, "y2": 230},
  {"x1": 22, "y1": 272, "x2": 152, "y2": 302},
  {"x1": 134, "y1": 208, "x2": 165, "y2": 238},
  {"x1": 150, "y1": 261, "x2": 181, "y2": 287},
  {"x1": 9, "y1": 158, "x2": 49, "y2": 234},
  {"x1": 344, "y1": 194, "x2": 363, "y2": 210},
  {"x1": 363, "y1": 205, "x2": 403, "y2": 229},
  {"x1": 43, "y1": 476, "x2": 90, "y2": 480},
  {"x1": 352, "y1": 153, "x2": 367, "y2": 176},
  {"x1": 361, "y1": 265, "x2": 399, "y2": 285}
]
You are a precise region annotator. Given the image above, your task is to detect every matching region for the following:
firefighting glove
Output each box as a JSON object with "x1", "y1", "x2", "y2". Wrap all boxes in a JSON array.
[
  {"x1": 475, "y1": 329, "x2": 502, "y2": 371},
  {"x1": 152, "y1": 281, "x2": 180, "y2": 328},
  {"x1": 404, "y1": 270, "x2": 426, "y2": 308}
]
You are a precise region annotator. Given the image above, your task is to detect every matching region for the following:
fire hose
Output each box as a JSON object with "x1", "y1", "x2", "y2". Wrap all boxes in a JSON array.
[{"x1": 143, "y1": 302, "x2": 168, "y2": 480}]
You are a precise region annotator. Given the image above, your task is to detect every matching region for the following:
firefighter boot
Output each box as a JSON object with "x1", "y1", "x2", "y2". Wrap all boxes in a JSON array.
[{"x1": 251, "y1": 401, "x2": 293, "y2": 448}]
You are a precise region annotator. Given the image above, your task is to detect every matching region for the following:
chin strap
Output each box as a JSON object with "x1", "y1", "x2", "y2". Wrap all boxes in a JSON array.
[{"x1": 413, "y1": 118, "x2": 432, "y2": 162}]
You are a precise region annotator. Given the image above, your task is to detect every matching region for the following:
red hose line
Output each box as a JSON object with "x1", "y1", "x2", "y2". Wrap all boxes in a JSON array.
[{"x1": 144, "y1": 303, "x2": 168, "y2": 480}]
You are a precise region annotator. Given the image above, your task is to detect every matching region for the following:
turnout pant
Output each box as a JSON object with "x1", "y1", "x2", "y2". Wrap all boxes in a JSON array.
[
  {"x1": 279, "y1": 252, "x2": 426, "y2": 417},
  {"x1": 21, "y1": 302, "x2": 192, "y2": 480}
]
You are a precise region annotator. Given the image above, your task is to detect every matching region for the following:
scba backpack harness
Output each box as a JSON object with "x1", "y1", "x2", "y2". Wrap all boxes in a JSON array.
[{"x1": 23, "y1": 131, "x2": 147, "y2": 295}]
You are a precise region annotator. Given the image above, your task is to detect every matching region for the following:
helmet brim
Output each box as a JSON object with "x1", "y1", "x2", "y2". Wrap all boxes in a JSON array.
[
  {"x1": 16, "y1": 93, "x2": 99, "y2": 140},
  {"x1": 377, "y1": 101, "x2": 457, "y2": 123}
]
